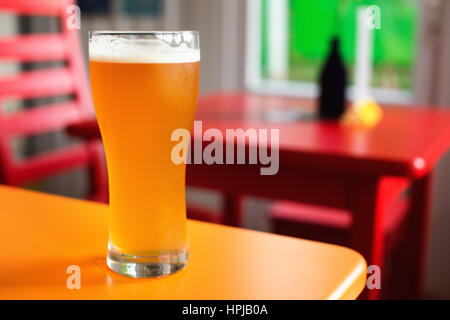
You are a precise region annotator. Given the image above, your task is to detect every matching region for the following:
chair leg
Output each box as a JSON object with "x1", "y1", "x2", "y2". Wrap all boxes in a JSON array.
[
  {"x1": 87, "y1": 141, "x2": 108, "y2": 203},
  {"x1": 349, "y1": 176, "x2": 384, "y2": 300},
  {"x1": 223, "y1": 194, "x2": 243, "y2": 227}
]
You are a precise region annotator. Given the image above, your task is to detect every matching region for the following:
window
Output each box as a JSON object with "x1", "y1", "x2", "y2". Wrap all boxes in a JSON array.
[{"x1": 246, "y1": 0, "x2": 419, "y2": 104}]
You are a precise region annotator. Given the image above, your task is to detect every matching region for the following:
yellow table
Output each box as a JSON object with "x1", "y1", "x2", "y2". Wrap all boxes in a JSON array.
[{"x1": 0, "y1": 186, "x2": 366, "y2": 299}]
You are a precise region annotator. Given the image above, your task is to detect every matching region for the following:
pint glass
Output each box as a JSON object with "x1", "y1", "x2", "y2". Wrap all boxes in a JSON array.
[{"x1": 88, "y1": 31, "x2": 200, "y2": 278}]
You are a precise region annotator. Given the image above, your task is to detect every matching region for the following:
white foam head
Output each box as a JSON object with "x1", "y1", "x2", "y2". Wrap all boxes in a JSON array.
[{"x1": 89, "y1": 32, "x2": 200, "y2": 63}]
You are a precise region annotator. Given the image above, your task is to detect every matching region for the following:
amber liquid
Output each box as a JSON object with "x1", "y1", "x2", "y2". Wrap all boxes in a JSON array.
[{"x1": 89, "y1": 60, "x2": 199, "y2": 256}]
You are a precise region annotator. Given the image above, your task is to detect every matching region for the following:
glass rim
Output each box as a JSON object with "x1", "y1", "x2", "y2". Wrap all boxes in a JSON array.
[{"x1": 89, "y1": 31, "x2": 199, "y2": 36}]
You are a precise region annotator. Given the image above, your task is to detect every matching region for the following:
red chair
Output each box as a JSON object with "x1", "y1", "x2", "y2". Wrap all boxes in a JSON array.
[
  {"x1": 0, "y1": 0, "x2": 108, "y2": 202},
  {"x1": 270, "y1": 176, "x2": 411, "y2": 299}
]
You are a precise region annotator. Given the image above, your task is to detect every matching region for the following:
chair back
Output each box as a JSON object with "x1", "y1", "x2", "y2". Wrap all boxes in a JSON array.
[{"x1": 0, "y1": 0, "x2": 107, "y2": 201}]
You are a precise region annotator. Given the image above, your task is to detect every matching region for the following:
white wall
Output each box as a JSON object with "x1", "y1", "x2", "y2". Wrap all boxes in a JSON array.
[
  {"x1": 164, "y1": 0, "x2": 246, "y2": 93},
  {"x1": 415, "y1": 0, "x2": 450, "y2": 299}
]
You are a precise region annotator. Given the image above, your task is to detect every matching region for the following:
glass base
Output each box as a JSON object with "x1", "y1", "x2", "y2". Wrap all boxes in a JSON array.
[{"x1": 107, "y1": 247, "x2": 188, "y2": 278}]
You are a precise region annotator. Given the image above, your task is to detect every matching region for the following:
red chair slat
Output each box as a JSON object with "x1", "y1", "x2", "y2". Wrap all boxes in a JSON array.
[
  {"x1": 271, "y1": 202, "x2": 352, "y2": 229},
  {"x1": 0, "y1": 0, "x2": 69, "y2": 15},
  {"x1": 0, "y1": 34, "x2": 66, "y2": 62},
  {"x1": 1, "y1": 102, "x2": 80, "y2": 135},
  {"x1": 9, "y1": 144, "x2": 90, "y2": 186},
  {"x1": 270, "y1": 177, "x2": 411, "y2": 239},
  {"x1": 0, "y1": 68, "x2": 74, "y2": 99},
  {"x1": 66, "y1": 119, "x2": 101, "y2": 140}
]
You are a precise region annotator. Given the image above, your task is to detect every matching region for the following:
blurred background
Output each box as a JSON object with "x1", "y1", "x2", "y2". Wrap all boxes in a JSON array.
[{"x1": 1, "y1": 0, "x2": 450, "y2": 299}]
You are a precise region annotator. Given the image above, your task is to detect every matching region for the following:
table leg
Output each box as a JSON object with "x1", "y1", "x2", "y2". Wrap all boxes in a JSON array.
[
  {"x1": 348, "y1": 176, "x2": 384, "y2": 300},
  {"x1": 396, "y1": 172, "x2": 433, "y2": 299}
]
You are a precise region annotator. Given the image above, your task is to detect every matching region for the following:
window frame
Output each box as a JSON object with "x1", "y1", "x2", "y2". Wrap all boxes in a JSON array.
[{"x1": 245, "y1": 0, "x2": 416, "y2": 104}]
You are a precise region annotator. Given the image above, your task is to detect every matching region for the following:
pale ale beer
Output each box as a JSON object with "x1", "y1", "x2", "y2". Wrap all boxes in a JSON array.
[{"x1": 89, "y1": 32, "x2": 200, "y2": 277}]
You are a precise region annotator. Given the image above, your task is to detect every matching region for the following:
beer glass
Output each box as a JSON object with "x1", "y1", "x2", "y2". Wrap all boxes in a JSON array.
[{"x1": 89, "y1": 31, "x2": 200, "y2": 278}]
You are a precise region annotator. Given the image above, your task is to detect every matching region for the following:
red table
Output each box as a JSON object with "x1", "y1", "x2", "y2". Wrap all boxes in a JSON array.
[{"x1": 68, "y1": 92, "x2": 450, "y2": 299}]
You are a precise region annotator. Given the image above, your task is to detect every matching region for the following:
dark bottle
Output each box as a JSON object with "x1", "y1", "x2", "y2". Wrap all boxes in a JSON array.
[{"x1": 318, "y1": 37, "x2": 348, "y2": 119}]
